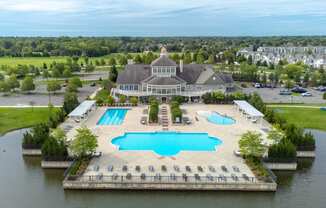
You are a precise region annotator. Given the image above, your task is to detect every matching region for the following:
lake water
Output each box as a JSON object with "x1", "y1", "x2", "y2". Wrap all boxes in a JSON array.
[{"x1": 0, "y1": 129, "x2": 326, "y2": 208}]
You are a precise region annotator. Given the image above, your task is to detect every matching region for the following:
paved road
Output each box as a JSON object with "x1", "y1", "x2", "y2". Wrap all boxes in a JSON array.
[
  {"x1": 0, "y1": 71, "x2": 108, "y2": 106},
  {"x1": 0, "y1": 85, "x2": 97, "y2": 106},
  {"x1": 242, "y1": 87, "x2": 326, "y2": 104}
]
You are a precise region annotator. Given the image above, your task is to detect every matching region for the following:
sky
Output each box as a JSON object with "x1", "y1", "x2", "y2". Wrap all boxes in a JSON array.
[{"x1": 0, "y1": 0, "x2": 326, "y2": 36}]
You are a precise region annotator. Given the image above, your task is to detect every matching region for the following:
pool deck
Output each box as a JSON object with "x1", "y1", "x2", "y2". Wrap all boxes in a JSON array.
[{"x1": 64, "y1": 104, "x2": 276, "y2": 191}]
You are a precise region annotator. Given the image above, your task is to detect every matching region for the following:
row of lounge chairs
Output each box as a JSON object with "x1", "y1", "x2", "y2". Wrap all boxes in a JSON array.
[
  {"x1": 101, "y1": 164, "x2": 242, "y2": 174},
  {"x1": 90, "y1": 172, "x2": 253, "y2": 183}
]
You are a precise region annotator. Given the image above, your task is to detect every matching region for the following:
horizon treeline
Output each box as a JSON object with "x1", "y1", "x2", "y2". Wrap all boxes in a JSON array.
[{"x1": 1, "y1": 36, "x2": 326, "y2": 57}]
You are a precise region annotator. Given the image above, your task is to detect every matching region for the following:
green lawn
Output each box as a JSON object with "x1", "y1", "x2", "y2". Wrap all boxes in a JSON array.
[
  {"x1": 0, "y1": 56, "x2": 112, "y2": 67},
  {"x1": 0, "y1": 56, "x2": 70, "y2": 67},
  {"x1": 0, "y1": 107, "x2": 54, "y2": 135},
  {"x1": 269, "y1": 106, "x2": 326, "y2": 131}
]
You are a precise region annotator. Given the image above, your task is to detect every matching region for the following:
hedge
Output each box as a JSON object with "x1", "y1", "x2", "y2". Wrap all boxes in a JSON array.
[
  {"x1": 149, "y1": 100, "x2": 159, "y2": 123},
  {"x1": 22, "y1": 123, "x2": 50, "y2": 149},
  {"x1": 266, "y1": 140, "x2": 297, "y2": 163}
]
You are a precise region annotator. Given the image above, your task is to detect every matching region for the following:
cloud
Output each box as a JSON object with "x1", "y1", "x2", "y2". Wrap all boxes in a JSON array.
[
  {"x1": 0, "y1": 0, "x2": 326, "y2": 36},
  {"x1": 0, "y1": 0, "x2": 81, "y2": 12}
]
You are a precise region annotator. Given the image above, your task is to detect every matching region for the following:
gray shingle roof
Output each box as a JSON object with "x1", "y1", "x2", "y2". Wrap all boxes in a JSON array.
[
  {"x1": 116, "y1": 64, "x2": 151, "y2": 84},
  {"x1": 151, "y1": 55, "x2": 177, "y2": 67},
  {"x1": 144, "y1": 76, "x2": 185, "y2": 85},
  {"x1": 116, "y1": 63, "x2": 234, "y2": 86},
  {"x1": 177, "y1": 64, "x2": 206, "y2": 84}
]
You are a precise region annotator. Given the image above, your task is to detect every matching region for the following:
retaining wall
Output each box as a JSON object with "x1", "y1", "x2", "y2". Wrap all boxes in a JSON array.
[
  {"x1": 264, "y1": 162, "x2": 297, "y2": 170},
  {"x1": 22, "y1": 148, "x2": 42, "y2": 156},
  {"x1": 41, "y1": 161, "x2": 73, "y2": 169},
  {"x1": 296, "y1": 151, "x2": 315, "y2": 158},
  {"x1": 63, "y1": 180, "x2": 277, "y2": 192}
]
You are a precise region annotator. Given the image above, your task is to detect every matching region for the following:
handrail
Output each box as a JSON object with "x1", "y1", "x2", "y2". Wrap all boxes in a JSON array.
[{"x1": 65, "y1": 174, "x2": 263, "y2": 184}]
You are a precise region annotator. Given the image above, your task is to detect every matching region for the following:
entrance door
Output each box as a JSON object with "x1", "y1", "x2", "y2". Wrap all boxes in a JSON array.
[{"x1": 161, "y1": 97, "x2": 167, "y2": 103}]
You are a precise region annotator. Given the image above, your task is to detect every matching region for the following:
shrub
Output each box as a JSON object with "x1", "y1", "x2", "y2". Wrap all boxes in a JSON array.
[
  {"x1": 130, "y1": 97, "x2": 138, "y2": 106},
  {"x1": 170, "y1": 101, "x2": 182, "y2": 123},
  {"x1": 297, "y1": 131, "x2": 316, "y2": 151},
  {"x1": 22, "y1": 123, "x2": 50, "y2": 149},
  {"x1": 323, "y1": 92, "x2": 326, "y2": 100},
  {"x1": 119, "y1": 95, "x2": 126, "y2": 103},
  {"x1": 63, "y1": 91, "x2": 79, "y2": 114},
  {"x1": 68, "y1": 159, "x2": 90, "y2": 177},
  {"x1": 41, "y1": 136, "x2": 69, "y2": 161},
  {"x1": 201, "y1": 91, "x2": 247, "y2": 104},
  {"x1": 95, "y1": 89, "x2": 109, "y2": 105},
  {"x1": 267, "y1": 140, "x2": 297, "y2": 163},
  {"x1": 48, "y1": 108, "x2": 65, "y2": 128},
  {"x1": 107, "y1": 95, "x2": 115, "y2": 106},
  {"x1": 149, "y1": 100, "x2": 159, "y2": 123},
  {"x1": 171, "y1": 96, "x2": 185, "y2": 104}
]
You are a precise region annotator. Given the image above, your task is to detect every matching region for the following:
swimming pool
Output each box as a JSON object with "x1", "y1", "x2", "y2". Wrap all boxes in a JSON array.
[
  {"x1": 111, "y1": 131, "x2": 222, "y2": 156},
  {"x1": 198, "y1": 111, "x2": 235, "y2": 125},
  {"x1": 97, "y1": 109, "x2": 128, "y2": 125}
]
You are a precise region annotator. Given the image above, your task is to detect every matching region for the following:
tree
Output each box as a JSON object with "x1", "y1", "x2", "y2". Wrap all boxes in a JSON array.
[
  {"x1": 7, "y1": 74, "x2": 20, "y2": 91},
  {"x1": 267, "y1": 127, "x2": 284, "y2": 144},
  {"x1": 130, "y1": 97, "x2": 138, "y2": 106},
  {"x1": 63, "y1": 91, "x2": 79, "y2": 114},
  {"x1": 20, "y1": 76, "x2": 35, "y2": 93},
  {"x1": 68, "y1": 77, "x2": 82, "y2": 92},
  {"x1": 47, "y1": 80, "x2": 61, "y2": 104},
  {"x1": 108, "y1": 57, "x2": 116, "y2": 66},
  {"x1": 70, "y1": 126, "x2": 98, "y2": 158},
  {"x1": 133, "y1": 54, "x2": 142, "y2": 64},
  {"x1": 51, "y1": 128, "x2": 67, "y2": 144},
  {"x1": 119, "y1": 56, "x2": 128, "y2": 65},
  {"x1": 119, "y1": 95, "x2": 126, "y2": 103},
  {"x1": 0, "y1": 81, "x2": 10, "y2": 93},
  {"x1": 22, "y1": 123, "x2": 50, "y2": 149},
  {"x1": 85, "y1": 64, "x2": 95, "y2": 72},
  {"x1": 109, "y1": 65, "x2": 118, "y2": 82},
  {"x1": 239, "y1": 131, "x2": 266, "y2": 158},
  {"x1": 196, "y1": 53, "x2": 205, "y2": 64},
  {"x1": 47, "y1": 80, "x2": 61, "y2": 94},
  {"x1": 41, "y1": 136, "x2": 68, "y2": 161},
  {"x1": 107, "y1": 95, "x2": 115, "y2": 106},
  {"x1": 207, "y1": 55, "x2": 215, "y2": 64},
  {"x1": 63, "y1": 68, "x2": 72, "y2": 77}
]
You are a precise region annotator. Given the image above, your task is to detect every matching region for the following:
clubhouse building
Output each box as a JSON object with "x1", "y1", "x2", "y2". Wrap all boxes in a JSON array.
[{"x1": 111, "y1": 48, "x2": 234, "y2": 102}]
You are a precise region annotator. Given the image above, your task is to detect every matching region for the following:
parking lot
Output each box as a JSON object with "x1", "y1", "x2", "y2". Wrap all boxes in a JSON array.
[
  {"x1": 242, "y1": 87, "x2": 326, "y2": 104},
  {"x1": 0, "y1": 85, "x2": 96, "y2": 106}
]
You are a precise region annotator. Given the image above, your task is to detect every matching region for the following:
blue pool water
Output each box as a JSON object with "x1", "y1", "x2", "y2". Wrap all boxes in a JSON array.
[
  {"x1": 207, "y1": 112, "x2": 235, "y2": 125},
  {"x1": 97, "y1": 109, "x2": 128, "y2": 125},
  {"x1": 111, "y1": 131, "x2": 222, "y2": 156}
]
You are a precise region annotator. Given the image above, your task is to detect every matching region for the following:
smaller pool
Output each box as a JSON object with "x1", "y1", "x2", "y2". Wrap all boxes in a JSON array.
[
  {"x1": 97, "y1": 109, "x2": 128, "y2": 125},
  {"x1": 198, "y1": 111, "x2": 235, "y2": 125}
]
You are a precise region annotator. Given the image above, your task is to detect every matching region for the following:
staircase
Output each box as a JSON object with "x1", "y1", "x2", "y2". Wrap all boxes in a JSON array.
[{"x1": 161, "y1": 105, "x2": 169, "y2": 131}]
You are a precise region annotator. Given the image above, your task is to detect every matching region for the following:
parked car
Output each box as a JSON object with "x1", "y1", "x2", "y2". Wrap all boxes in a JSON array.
[
  {"x1": 302, "y1": 92, "x2": 312, "y2": 97},
  {"x1": 279, "y1": 89, "x2": 292, "y2": 95},
  {"x1": 291, "y1": 87, "x2": 307, "y2": 93},
  {"x1": 317, "y1": 86, "x2": 326, "y2": 92},
  {"x1": 254, "y1": 83, "x2": 261, "y2": 88}
]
